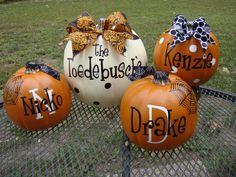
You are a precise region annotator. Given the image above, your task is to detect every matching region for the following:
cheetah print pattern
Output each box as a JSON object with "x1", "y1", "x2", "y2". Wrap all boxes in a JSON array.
[{"x1": 66, "y1": 11, "x2": 139, "y2": 55}]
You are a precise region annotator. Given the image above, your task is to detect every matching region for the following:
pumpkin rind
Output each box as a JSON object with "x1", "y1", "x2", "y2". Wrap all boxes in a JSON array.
[
  {"x1": 64, "y1": 33, "x2": 148, "y2": 107},
  {"x1": 3, "y1": 66, "x2": 72, "y2": 131},
  {"x1": 154, "y1": 32, "x2": 220, "y2": 87},
  {"x1": 120, "y1": 74, "x2": 198, "y2": 151}
]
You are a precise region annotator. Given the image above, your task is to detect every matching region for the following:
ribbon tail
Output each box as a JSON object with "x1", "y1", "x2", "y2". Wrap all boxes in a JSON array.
[
  {"x1": 66, "y1": 19, "x2": 79, "y2": 34},
  {"x1": 128, "y1": 32, "x2": 139, "y2": 40},
  {"x1": 209, "y1": 36, "x2": 216, "y2": 45},
  {"x1": 193, "y1": 32, "x2": 209, "y2": 59},
  {"x1": 39, "y1": 64, "x2": 61, "y2": 80}
]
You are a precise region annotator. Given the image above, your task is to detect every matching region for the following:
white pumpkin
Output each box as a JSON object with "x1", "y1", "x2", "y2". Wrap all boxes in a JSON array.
[{"x1": 64, "y1": 34, "x2": 148, "y2": 107}]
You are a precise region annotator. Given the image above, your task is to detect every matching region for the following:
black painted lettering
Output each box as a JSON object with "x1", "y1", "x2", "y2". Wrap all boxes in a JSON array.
[
  {"x1": 178, "y1": 116, "x2": 186, "y2": 133},
  {"x1": 40, "y1": 99, "x2": 48, "y2": 112},
  {"x1": 125, "y1": 65, "x2": 131, "y2": 76},
  {"x1": 78, "y1": 65, "x2": 84, "y2": 78},
  {"x1": 130, "y1": 106, "x2": 142, "y2": 133},
  {"x1": 104, "y1": 48, "x2": 109, "y2": 57},
  {"x1": 44, "y1": 88, "x2": 59, "y2": 112},
  {"x1": 67, "y1": 58, "x2": 73, "y2": 77},
  {"x1": 21, "y1": 97, "x2": 36, "y2": 115},
  {"x1": 167, "y1": 119, "x2": 178, "y2": 137},
  {"x1": 192, "y1": 58, "x2": 202, "y2": 69},
  {"x1": 110, "y1": 66, "x2": 118, "y2": 79},
  {"x1": 56, "y1": 95, "x2": 63, "y2": 106},
  {"x1": 34, "y1": 100, "x2": 41, "y2": 114},
  {"x1": 182, "y1": 55, "x2": 191, "y2": 70},
  {"x1": 173, "y1": 52, "x2": 181, "y2": 68},
  {"x1": 100, "y1": 59, "x2": 109, "y2": 81},
  {"x1": 93, "y1": 65, "x2": 99, "y2": 78},
  {"x1": 84, "y1": 56, "x2": 93, "y2": 80},
  {"x1": 142, "y1": 120, "x2": 154, "y2": 136},
  {"x1": 154, "y1": 117, "x2": 166, "y2": 136},
  {"x1": 205, "y1": 53, "x2": 213, "y2": 68},
  {"x1": 93, "y1": 44, "x2": 99, "y2": 56},
  {"x1": 118, "y1": 62, "x2": 125, "y2": 78},
  {"x1": 164, "y1": 43, "x2": 172, "y2": 68},
  {"x1": 72, "y1": 68, "x2": 77, "y2": 77}
]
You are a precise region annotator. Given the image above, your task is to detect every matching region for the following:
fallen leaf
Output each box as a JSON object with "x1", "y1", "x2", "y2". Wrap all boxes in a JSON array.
[{"x1": 222, "y1": 67, "x2": 230, "y2": 74}]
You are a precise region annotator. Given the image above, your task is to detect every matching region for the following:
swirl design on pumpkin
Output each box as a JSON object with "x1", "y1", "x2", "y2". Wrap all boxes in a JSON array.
[
  {"x1": 65, "y1": 11, "x2": 139, "y2": 55},
  {"x1": 3, "y1": 75, "x2": 23, "y2": 105}
]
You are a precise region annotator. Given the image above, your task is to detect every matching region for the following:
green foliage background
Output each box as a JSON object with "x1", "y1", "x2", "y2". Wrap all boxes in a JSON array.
[{"x1": 0, "y1": 0, "x2": 235, "y2": 93}]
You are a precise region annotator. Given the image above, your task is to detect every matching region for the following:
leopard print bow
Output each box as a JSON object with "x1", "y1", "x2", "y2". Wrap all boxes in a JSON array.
[
  {"x1": 66, "y1": 11, "x2": 139, "y2": 55},
  {"x1": 168, "y1": 15, "x2": 215, "y2": 58}
]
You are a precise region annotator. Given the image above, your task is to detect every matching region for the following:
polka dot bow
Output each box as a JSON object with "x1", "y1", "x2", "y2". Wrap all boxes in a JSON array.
[
  {"x1": 168, "y1": 15, "x2": 216, "y2": 58},
  {"x1": 66, "y1": 11, "x2": 139, "y2": 55}
]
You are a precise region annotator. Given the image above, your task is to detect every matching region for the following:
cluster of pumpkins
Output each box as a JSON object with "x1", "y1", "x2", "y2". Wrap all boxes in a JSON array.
[{"x1": 3, "y1": 12, "x2": 219, "y2": 151}]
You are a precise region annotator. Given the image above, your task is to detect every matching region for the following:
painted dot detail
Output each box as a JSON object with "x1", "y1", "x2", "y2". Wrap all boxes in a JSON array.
[
  {"x1": 171, "y1": 66, "x2": 178, "y2": 73},
  {"x1": 211, "y1": 58, "x2": 216, "y2": 66},
  {"x1": 105, "y1": 82, "x2": 112, "y2": 89},
  {"x1": 193, "y1": 78, "x2": 200, "y2": 84},
  {"x1": 74, "y1": 88, "x2": 79, "y2": 93},
  {"x1": 189, "y1": 45, "x2": 197, "y2": 53},
  {"x1": 93, "y1": 101, "x2": 100, "y2": 105},
  {"x1": 159, "y1": 37, "x2": 164, "y2": 44}
]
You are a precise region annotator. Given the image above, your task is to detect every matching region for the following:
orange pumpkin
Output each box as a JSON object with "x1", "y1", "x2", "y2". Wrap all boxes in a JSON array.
[
  {"x1": 3, "y1": 63, "x2": 72, "y2": 131},
  {"x1": 120, "y1": 68, "x2": 198, "y2": 150},
  {"x1": 154, "y1": 15, "x2": 220, "y2": 87}
]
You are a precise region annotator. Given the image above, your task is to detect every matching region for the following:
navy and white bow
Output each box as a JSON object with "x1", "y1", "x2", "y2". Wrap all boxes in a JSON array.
[{"x1": 168, "y1": 15, "x2": 215, "y2": 58}]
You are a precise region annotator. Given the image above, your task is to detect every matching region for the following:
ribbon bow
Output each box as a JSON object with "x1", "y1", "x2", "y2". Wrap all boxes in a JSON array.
[
  {"x1": 66, "y1": 11, "x2": 139, "y2": 55},
  {"x1": 168, "y1": 15, "x2": 215, "y2": 58},
  {"x1": 25, "y1": 62, "x2": 60, "y2": 80},
  {"x1": 128, "y1": 66, "x2": 170, "y2": 85},
  {"x1": 128, "y1": 66, "x2": 155, "y2": 81}
]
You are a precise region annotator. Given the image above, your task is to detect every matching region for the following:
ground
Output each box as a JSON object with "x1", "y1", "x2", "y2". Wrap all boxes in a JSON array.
[{"x1": 0, "y1": 0, "x2": 235, "y2": 95}]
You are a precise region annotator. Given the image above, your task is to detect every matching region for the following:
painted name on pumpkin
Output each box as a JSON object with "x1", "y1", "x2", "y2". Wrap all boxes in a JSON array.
[
  {"x1": 164, "y1": 43, "x2": 214, "y2": 71},
  {"x1": 21, "y1": 88, "x2": 63, "y2": 119},
  {"x1": 67, "y1": 44, "x2": 144, "y2": 81},
  {"x1": 130, "y1": 104, "x2": 186, "y2": 144}
]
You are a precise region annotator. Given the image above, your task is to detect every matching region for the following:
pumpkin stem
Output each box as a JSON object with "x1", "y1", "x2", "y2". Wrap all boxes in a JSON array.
[
  {"x1": 25, "y1": 62, "x2": 40, "y2": 74},
  {"x1": 153, "y1": 71, "x2": 171, "y2": 86}
]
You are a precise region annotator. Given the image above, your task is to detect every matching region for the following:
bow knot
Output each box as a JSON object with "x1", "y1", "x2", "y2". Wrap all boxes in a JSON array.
[
  {"x1": 66, "y1": 11, "x2": 139, "y2": 55},
  {"x1": 168, "y1": 15, "x2": 215, "y2": 57}
]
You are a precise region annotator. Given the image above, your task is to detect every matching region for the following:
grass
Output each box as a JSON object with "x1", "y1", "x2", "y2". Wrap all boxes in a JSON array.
[
  {"x1": 0, "y1": 1, "x2": 235, "y2": 176},
  {"x1": 0, "y1": 0, "x2": 236, "y2": 95}
]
